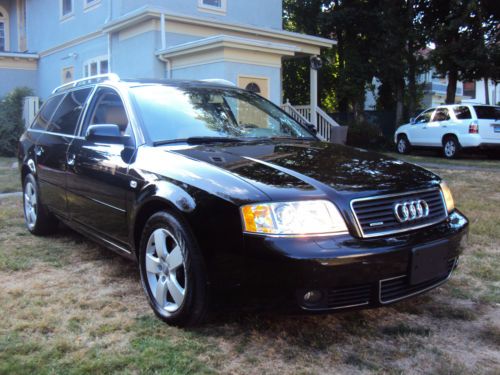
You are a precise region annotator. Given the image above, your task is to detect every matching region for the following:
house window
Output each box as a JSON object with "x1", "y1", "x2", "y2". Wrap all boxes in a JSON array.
[
  {"x1": 198, "y1": 0, "x2": 227, "y2": 14},
  {"x1": 0, "y1": 7, "x2": 9, "y2": 51},
  {"x1": 463, "y1": 81, "x2": 476, "y2": 99},
  {"x1": 60, "y1": 0, "x2": 74, "y2": 19},
  {"x1": 62, "y1": 66, "x2": 74, "y2": 83},
  {"x1": 83, "y1": 56, "x2": 109, "y2": 77}
]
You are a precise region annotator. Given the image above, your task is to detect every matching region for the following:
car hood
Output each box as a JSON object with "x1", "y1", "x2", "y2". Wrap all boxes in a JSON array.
[{"x1": 167, "y1": 140, "x2": 440, "y2": 199}]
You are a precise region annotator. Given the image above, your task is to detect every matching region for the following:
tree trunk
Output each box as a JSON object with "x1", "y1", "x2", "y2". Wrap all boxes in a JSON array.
[
  {"x1": 484, "y1": 77, "x2": 490, "y2": 105},
  {"x1": 395, "y1": 78, "x2": 405, "y2": 126},
  {"x1": 353, "y1": 93, "x2": 365, "y2": 123},
  {"x1": 445, "y1": 69, "x2": 458, "y2": 104},
  {"x1": 334, "y1": 0, "x2": 348, "y2": 113},
  {"x1": 407, "y1": 51, "x2": 417, "y2": 117}
]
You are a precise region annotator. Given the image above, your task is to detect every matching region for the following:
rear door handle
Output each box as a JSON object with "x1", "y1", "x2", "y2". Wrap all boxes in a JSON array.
[{"x1": 67, "y1": 153, "x2": 76, "y2": 166}]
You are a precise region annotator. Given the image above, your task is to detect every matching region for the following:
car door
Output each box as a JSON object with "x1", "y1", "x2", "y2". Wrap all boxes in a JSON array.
[
  {"x1": 32, "y1": 90, "x2": 92, "y2": 217},
  {"x1": 66, "y1": 86, "x2": 135, "y2": 247},
  {"x1": 425, "y1": 107, "x2": 450, "y2": 146},
  {"x1": 408, "y1": 108, "x2": 435, "y2": 145}
]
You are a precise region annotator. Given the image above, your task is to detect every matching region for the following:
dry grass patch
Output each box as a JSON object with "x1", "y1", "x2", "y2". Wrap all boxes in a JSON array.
[{"x1": 0, "y1": 166, "x2": 499, "y2": 374}]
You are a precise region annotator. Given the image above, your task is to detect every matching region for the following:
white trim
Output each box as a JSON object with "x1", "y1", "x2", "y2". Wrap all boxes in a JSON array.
[
  {"x1": 171, "y1": 58, "x2": 280, "y2": 71},
  {"x1": 60, "y1": 0, "x2": 75, "y2": 21},
  {"x1": 102, "y1": 6, "x2": 335, "y2": 48},
  {"x1": 0, "y1": 5, "x2": 10, "y2": 51},
  {"x1": 39, "y1": 31, "x2": 103, "y2": 57},
  {"x1": 198, "y1": 0, "x2": 227, "y2": 15}
]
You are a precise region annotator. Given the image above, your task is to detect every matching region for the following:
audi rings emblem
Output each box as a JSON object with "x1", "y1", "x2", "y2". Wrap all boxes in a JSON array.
[{"x1": 394, "y1": 200, "x2": 429, "y2": 223}]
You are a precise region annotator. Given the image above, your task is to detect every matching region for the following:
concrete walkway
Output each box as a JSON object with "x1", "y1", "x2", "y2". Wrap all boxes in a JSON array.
[{"x1": 0, "y1": 192, "x2": 22, "y2": 199}]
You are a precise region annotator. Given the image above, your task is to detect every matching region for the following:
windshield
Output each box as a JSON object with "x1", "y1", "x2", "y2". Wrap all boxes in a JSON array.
[{"x1": 130, "y1": 85, "x2": 313, "y2": 143}]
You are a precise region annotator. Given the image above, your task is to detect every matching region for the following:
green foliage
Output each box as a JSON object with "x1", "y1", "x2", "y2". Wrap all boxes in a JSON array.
[
  {"x1": 0, "y1": 87, "x2": 34, "y2": 157},
  {"x1": 345, "y1": 119, "x2": 389, "y2": 150}
]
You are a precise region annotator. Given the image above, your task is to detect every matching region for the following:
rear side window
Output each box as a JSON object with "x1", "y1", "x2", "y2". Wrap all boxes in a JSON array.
[
  {"x1": 31, "y1": 95, "x2": 64, "y2": 131},
  {"x1": 49, "y1": 88, "x2": 92, "y2": 135},
  {"x1": 433, "y1": 108, "x2": 450, "y2": 122},
  {"x1": 453, "y1": 106, "x2": 472, "y2": 120},
  {"x1": 473, "y1": 106, "x2": 500, "y2": 120}
]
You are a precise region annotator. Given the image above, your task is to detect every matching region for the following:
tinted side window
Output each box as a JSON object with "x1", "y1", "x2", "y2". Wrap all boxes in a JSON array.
[
  {"x1": 415, "y1": 108, "x2": 434, "y2": 124},
  {"x1": 31, "y1": 95, "x2": 64, "y2": 130},
  {"x1": 453, "y1": 106, "x2": 472, "y2": 120},
  {"x1": 473, "y1": 106, "x2": 500, "y2": 120},
  {"x1": 49, "y1": 88, "x2": 92, "y2": 135},
  {"x1": 83, "y1": 88, "x2": 130, "y2": 137},
  {"x1": 433, "y1": 108, "x2": 450, "y2": 122}
]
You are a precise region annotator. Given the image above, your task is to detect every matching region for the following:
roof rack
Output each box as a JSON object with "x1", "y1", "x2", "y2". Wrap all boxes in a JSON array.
[{"x1": 52, "y1": 73, "x2": 121, "y2": 94}]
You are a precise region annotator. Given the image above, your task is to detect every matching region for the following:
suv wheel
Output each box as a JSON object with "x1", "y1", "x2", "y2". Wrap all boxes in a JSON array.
[
  {"x1": 396, "y1": 135, "x2": 411, "y2": 154},
  {"x1": 443, "y1": 136, "x2": 460, "y2": 158},
  {"x1": 23, "y1": 174, "x2": 58, "y2": 235},
  {"x1": 139, "y1": 211, "x2": 209, "y2": 327}
]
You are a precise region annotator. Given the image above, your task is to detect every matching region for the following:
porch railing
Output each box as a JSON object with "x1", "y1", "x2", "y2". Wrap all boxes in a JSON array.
[{"x1": 281, "y1": 101, "x2": 347, "y2": 144}]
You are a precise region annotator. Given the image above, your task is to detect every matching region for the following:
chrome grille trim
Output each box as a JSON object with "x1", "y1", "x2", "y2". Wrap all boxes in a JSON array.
[{"x1": 350, "y1": 188, "x2": 448, "y2": 238}]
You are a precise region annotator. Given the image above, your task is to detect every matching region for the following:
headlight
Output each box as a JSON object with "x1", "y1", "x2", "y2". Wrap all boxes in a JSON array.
[
  {"x1": 440, "y1": 181, "x2": 455, "y2": 213},
  {"x1": 241, "y1": 200, "x2": 348, "y2": 236}
]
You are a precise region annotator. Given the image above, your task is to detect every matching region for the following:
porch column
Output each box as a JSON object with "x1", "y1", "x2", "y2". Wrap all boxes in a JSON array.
[{"x1": 310, "y1": 62, "x2": 318, "y2": 127}]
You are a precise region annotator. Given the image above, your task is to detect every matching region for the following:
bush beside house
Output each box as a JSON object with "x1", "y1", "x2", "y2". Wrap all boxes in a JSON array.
[{"x1": 0, "y1": 87, "x2": 33, "y2": 157}]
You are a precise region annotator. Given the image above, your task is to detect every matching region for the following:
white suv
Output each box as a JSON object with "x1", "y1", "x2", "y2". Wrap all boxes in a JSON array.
[{"x1": 395, "y1": 105, "x2": 500, "y2": 158}]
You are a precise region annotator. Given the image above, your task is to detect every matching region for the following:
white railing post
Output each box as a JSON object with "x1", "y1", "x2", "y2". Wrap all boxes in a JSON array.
[{"x1": 310, "y1": 66, "x2": 318, "y2": 128}]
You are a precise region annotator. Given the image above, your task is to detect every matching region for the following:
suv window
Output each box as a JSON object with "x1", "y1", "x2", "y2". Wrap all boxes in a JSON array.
[
  {"x1": 49, "y1": 88, "x2": 92, "y2": 135},
  {"x1": 83, "y1": 88, "x2": 130, "y2": 137},
  {"x1": 415, "y1": 108, "x2": 434, "y2": 124},
  {"x1": 453, "y1": 106, "x2": 472, "y2": 120},
  {"x1": 473, "y1": 106, "x2": 500, "y2": 120},
  {"x1": 433, "y1": 108, "x2": 450, "y2": 122},
  {"x1": 31, "y1": 95, "x2": 64, "y2": 131}
]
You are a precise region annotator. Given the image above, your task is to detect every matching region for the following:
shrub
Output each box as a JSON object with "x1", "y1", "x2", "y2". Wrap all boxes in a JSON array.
[
  {"x1": 345, "y1": 119, "x2": 391, "y2": 150},
  {"x1": 0, "y1": 87, "x2": 34, "y2": 157}
]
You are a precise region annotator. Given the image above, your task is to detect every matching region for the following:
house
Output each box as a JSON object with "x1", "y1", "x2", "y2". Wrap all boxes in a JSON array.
[{"x1": 0, "y1": 0, "x2": 342, "y2": 140}]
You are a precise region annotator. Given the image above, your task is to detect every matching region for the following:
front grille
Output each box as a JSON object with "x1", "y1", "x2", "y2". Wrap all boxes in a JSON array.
[
  {"x1": 351, "y1": 188, "x2": 447, "y2": 238},
  {"x1": 326, "y1": 284, "x2": 371, "y2": 309},
  {"x1": 379, "y1": 258, "x2": 456, "y2": 303}
]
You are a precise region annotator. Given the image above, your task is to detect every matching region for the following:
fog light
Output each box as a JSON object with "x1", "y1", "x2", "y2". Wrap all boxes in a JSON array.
[{"x1": 303, "y1": 290, "x2": 323, "y2": 304}]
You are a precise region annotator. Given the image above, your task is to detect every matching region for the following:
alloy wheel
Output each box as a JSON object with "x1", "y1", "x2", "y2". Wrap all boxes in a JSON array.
[
  {"x1": 397, "y1": 138, "x2": 407, "y2": 153},
  {"x1": 444, "y1": 140, "x2": 456, "y2": 158},
  {"x1": 145, "y1": 228, "x2": 187, "y2": 313},
  {"x1": 24, "y1": 181, "x2": 37, "y2": 230}
]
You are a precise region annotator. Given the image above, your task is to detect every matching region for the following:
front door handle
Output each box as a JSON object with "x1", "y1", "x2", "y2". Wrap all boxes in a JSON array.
[
  {"x1": 34, "y1": 145, "x2": 44, "y2": 157},
  {"x1": 67, "y1": 153, "x2": 76, "y2": 166}
]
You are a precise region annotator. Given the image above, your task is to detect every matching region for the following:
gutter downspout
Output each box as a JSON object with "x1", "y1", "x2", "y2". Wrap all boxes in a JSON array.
[{"x1": 157, "y1": 13, "x2": 172, "y2": 79}]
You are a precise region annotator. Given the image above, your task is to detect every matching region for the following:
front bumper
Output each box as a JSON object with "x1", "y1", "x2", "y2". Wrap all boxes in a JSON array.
[{"x1": 237, "y1": 210, "x2": 468, "y2": 312}]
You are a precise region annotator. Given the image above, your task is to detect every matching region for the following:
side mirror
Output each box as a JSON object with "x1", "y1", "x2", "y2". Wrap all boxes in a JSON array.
[
  {"x1": 306, "y1": 123, "x2": 317, "y2": 135},
  {"x1": 410, "y1": 117, "x2": 416, "y2": 125},
  {"x1": 85, "y1": 124, "x2": 129, "y2": 144}
]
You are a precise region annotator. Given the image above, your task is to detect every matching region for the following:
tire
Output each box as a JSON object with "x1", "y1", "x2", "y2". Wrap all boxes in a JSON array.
[
  {"x1": 442, "y1": 136, "x2": 460, "y2": 159},
  {"x1": 22, "y1": 173, "x2": 58, "y2": 235},
  {"x1": 396, "y1": 135, "x2": 411, "y2": 154},
  {"x1": 138, "y1": 211, "x2": 209, "y2": 327}
]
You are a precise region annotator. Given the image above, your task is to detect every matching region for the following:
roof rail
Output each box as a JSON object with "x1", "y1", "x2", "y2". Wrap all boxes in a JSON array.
[
  {"x1": 52, "y1": 73, "x2": 121, "y2": 94},
  {"x1": 201, "y1": 78, "x2": 236, "y2": 87}
]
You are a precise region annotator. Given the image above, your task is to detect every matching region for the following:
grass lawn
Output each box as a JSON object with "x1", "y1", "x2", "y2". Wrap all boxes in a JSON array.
[
  {"x1": 0, "y1": 159, "x2": 499, "y2": 374},
  {"x1": 0, "y1": 157, "x2": 21, "y2": 194},
  {"x1": 384, "y1": 151, "x2": 500, "y2": 170}
]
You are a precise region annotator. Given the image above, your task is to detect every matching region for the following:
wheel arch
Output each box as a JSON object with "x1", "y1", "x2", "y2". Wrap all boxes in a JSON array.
[{"x1": 441, "y1": 133, "x2": 459, "y2": 146}]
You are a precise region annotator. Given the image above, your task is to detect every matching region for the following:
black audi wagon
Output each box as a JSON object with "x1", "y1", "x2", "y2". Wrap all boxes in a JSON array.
[{"x1": 18, "y1": 74, "x2": 468, "y2": 326}]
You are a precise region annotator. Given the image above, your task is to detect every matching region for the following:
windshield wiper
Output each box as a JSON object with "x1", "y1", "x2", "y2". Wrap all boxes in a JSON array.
[{"x1": 153, "y1": 136, "x2": 246, "y2": 147}]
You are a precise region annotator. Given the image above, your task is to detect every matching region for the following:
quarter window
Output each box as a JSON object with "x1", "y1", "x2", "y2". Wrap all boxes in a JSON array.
[
  {"x1": 49, "y1": 88, "x2": 92, "y2": 135},
  {"x1": 31, "y1": 95, "x2": 65, "y2": 131},
  {"x1": 453, "y1": 106, "x2": 472, "y2": 120},
  {"x1": 433, "y1": 108, "x2": 450, "y2": 122}
]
